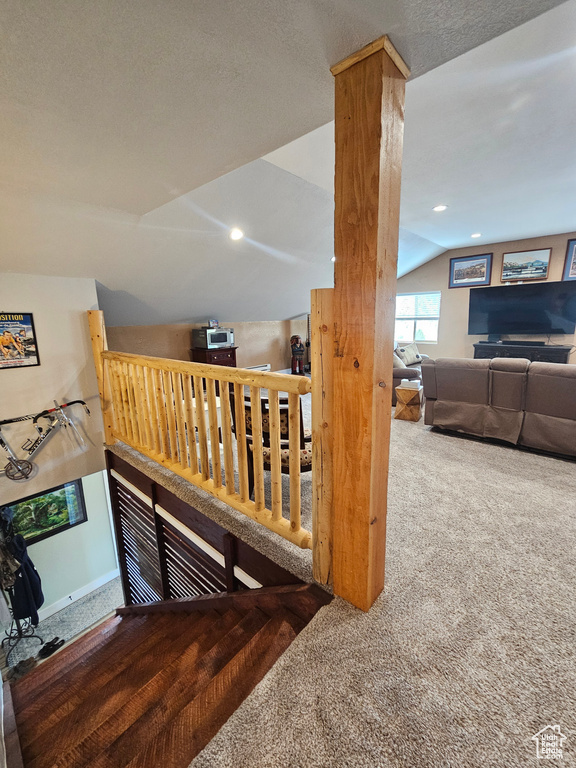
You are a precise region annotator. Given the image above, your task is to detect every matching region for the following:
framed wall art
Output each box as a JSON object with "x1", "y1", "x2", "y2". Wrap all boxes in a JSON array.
[
  {"x1": 501, "y1": 249, "x2": 551, "y2": 282},
  {"x1": 3, "y1": 479, "x2": 87, "y2": 546},
  {"x1": 562, "y1": 239, "x2": 576, "y2": 281},
  {"x1": 0, "y1": 312, "x2": 40, "y2": 369},
  {"x1": 449, "y1": 253, "x2": 493, "y2": 289}
]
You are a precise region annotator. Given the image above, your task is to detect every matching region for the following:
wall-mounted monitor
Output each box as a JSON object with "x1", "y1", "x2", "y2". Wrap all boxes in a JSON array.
[{"x1": 468, "y1": 281, "x2": 576, "y2": 336}]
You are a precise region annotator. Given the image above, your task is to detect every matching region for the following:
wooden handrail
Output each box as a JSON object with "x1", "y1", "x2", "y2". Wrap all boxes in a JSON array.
[{"x1": 101, "y1": 350, "x2": 311, "y2": 395}]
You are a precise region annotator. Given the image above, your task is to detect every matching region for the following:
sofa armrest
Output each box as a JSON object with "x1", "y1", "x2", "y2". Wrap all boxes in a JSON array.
[{"x1": 393, "y1": 367, "x2": 421, "y2": 380}]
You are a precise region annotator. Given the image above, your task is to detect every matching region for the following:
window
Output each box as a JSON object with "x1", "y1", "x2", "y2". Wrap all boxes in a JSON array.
[{"x1": 395, "y1": 292, "x2": 441, "y2": 343}]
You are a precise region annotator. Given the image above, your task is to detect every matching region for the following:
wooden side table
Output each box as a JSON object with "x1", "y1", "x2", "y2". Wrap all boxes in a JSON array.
[
  {"x1": 190, "y1": 347, "x2": 237, "y2": 367},
  {"x1": 394, "y1": 386, "x2": 423, "y2": 422}
]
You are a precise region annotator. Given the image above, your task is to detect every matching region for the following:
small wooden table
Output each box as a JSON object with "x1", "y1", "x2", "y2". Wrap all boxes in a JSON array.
[{"x1": 394, "y1": 385, "x2": 423, "y2": 422}]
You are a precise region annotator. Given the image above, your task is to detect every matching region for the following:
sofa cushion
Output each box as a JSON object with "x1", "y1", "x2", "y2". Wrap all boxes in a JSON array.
[
  {"x1": 433, "y1": 358, "x2": 490, "y2": 404},
  {"x1": 524, "y1": 361, "x2": 576, "y2": 420},
  {"x1": 392, "y1": 352, "x2": 407, "y2": 369},
  {"x1": 490, "y1": 357, "x2": 530, "y2": 411},
  {"x1": 395, "y1": 342, "x2": 423, "y2": 366}
]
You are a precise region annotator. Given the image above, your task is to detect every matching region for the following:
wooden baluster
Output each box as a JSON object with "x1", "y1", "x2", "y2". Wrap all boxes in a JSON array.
[
  {"x1": 118, "y1": 363, "x2": 133, "y2": 443},
  {"x1": 153, "y1": 368, "x2": 169, "y2": 458},
  {"x1": 163, "y1": 370, "x2": 178, "y2": 460},
  {"x1": 109, "y1": 361, "x2": 125, "y2": 439},
  {"x1": 171, "y1": 372, "x2": 188, "y2": 468},
  {"x1": 135, "y1": 365, "x2": 152, "y2": 450},
  {"x1": 206, "y1": 378, "x2": 222, "y2": 488},
  {"x1": 193, "y1": 376, "x2": 210, "y2": 481},
  {"x1": 125, "y1": 363, "x2": 141, "y2": 446},
  {"x1": 144, "y1": 366, "x2": 161, "y2": 456},
  {"x1": 182, "y1": 374, "x2": 199, "y2": 474},
  {"x1": 268, "y1": 389, "x2": 282, "y2": 521},
  {"x1": 233, "y1": 382, "x2": 250, "y2": 503},
  {"x1": 250, "y1": 386, "x2": 265, "y2": 512},
  {"x1": 288, "y1": 392, "x2": 301, "y2": 532},
  {"x1": 219, "y1": 382, "x2": 235, "y2": 495}
]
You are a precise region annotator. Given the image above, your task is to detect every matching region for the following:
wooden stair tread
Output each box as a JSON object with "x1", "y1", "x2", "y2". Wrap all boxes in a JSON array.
[
  {"x1": 34, "y1": 609, "x2": 247, "y2": 768},
  {"x1": 12, "y1": 614, "x2": 145, "y2": 712},
  {"x1": 15, "y1": 613, "x2": 166, "y2": 732},
  {"x1": 124, "y1": 608, "x2": 300, "y2": 768},
  {"x1": 19, "y1": 611, "x2": 199, "y2": 763},
  {"x1": 12, "y1": 585, "x2": 332, "y2": 768},
  {"x1": 78, "y1": 607, "x2": 271, "y2": 768}
]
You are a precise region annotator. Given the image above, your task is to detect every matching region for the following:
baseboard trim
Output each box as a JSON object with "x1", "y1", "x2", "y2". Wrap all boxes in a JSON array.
[{"x1": 38, "y1": 569, "x2": 120, "y2": 622}]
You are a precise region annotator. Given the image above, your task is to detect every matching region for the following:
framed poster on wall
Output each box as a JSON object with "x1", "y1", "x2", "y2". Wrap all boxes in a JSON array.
[
  {"x1": 562, "y1": 239, "x2": 576, "y2": 281},
  {"x1": 449, "y1": 254, "x2": 493, "y2": 288},
  {"x1": 501, "y1": 249, "x2": 551, "y2": 282},
  {"x1": 0, "y1": 312, "x2": 40, "y2": 369}
]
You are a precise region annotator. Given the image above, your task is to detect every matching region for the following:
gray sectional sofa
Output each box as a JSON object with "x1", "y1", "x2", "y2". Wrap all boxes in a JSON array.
[{"x1": 421, "y1": 357, "x2": 576, "y2": 459}]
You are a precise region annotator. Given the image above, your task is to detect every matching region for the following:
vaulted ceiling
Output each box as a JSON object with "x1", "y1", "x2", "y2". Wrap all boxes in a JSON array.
[{"x1": 1, "y1": 0, "x2": 572, "y2": 325}]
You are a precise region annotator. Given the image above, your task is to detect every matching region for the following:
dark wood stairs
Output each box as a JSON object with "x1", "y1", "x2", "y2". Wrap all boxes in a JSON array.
[{"x1": 9, "y1": 584, "x2": 330, "y2": 768}]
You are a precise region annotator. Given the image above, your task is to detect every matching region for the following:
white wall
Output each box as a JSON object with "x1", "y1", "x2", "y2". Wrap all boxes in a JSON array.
[
  {"x1": 29, "y1": 471, "x2": 119, "y2": 619},
  {"x1": 0, "y1": 273, "x2": 106, "y2": 496},
  {"x1": 0, "y1": 273, "x2": 118, "y2": 616}
]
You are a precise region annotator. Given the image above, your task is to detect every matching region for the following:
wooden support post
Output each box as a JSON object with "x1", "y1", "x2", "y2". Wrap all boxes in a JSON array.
[
  {"x1": 311, "y1": 288, "x2": 334, "y2": 586},
  {"x1": 330, "y1": 36, "x2": 409, "y2": 611},
  {"x1": 87, "y1": 310, "x2": 116, "y2": 446}
]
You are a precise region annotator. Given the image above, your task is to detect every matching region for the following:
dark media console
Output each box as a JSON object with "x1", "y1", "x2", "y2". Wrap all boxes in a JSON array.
[{"x1": 473, "y1": 343, "x2": 572, "y2": 364}]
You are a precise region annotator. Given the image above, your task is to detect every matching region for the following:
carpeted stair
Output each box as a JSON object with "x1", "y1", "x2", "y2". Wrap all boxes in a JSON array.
[{"x1": 9, "y1": 585, "x2": 330, "y2": 768}]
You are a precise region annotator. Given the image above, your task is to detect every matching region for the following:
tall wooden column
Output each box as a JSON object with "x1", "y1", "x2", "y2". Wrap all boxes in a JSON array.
[{"x1": 331, "y1": 37, "x2": 409, "y2": 611}]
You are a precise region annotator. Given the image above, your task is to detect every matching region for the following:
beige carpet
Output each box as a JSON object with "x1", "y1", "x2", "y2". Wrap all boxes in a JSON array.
[{"x1": 188, "y1": 418, "x2": 576, "y2": 767}]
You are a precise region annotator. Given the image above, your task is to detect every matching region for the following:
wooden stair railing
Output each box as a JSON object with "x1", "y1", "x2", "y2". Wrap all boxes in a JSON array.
[{"x1": 88, "y1": 309, "x2": 313, "y2": 551}]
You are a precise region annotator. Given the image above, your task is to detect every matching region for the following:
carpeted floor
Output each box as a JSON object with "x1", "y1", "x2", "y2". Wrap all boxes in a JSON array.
[
  {"x1": 188, "y1": 417, "x2": 576, "y2": 768},
  {"x1": 3, "y1": 577, "x2": 123, "y2": 667}
]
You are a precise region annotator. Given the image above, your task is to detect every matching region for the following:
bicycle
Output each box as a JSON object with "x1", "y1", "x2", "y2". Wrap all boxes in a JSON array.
[{"x1": 0, "y1": 400, "x2": 90, "y2": 481}]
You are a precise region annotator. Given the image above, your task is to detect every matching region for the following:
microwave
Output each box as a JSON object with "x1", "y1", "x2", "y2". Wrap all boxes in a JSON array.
[{"x1": 192, "y1": 327, "x2": 234, "y2": 349}]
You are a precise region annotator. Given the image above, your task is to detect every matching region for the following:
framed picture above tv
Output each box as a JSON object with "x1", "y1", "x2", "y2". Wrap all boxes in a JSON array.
[
  {"x1": 3, "y1": 479, "x2": 87, "y2": 546},
  {"x1": 501, "y1": 248, "x2": 551, "y2": 282},
  {"x1": 449, "y1": 253, "x2": 493, "y2": 289},
  {"x1": 562, "y1": 239, "x2": 576, "y2": 281}
]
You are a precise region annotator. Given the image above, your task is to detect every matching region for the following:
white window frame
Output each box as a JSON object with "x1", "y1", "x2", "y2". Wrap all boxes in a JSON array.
[{"x1": 395, "y1": 291, "x2": 441, "y2": 344}]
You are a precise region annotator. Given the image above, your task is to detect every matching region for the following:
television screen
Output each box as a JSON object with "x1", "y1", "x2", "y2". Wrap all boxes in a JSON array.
[{"x1": 468, "y1": 281, "x2": 576, "y2": 336}]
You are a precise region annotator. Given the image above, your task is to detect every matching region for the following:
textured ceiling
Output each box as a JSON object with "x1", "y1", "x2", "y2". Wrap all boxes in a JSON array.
[
  {"x1": 265, "y1": 0, "x2": 576, "y2": 276},
  {"x1": 0, "y1": 0, "x2": 565, "y2": 214},
  {"x1": 0, "y1": 0, "x2": 571, "y2": 326}
]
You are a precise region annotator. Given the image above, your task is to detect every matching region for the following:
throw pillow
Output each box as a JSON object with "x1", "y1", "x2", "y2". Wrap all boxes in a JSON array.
[
  {"x1": 392, "y1": 352, "x2": 407, "y2": 369},
  {"x1": 395, "y1": 342, "x2": 422, "y2": 366}
]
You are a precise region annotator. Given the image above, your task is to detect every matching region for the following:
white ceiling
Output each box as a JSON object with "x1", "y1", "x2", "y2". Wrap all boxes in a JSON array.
[
  {"x1": 1, "y1": 0, "x2": 573, "y2": 325},
  {"x1": 265, "y1": 0, "x2": 576, "y2": 276}
]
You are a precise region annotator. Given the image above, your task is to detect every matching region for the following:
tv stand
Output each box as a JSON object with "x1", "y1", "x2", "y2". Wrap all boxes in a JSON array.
[{"x1": 473, "y1": 343, "x2": 571, "y2": 364}]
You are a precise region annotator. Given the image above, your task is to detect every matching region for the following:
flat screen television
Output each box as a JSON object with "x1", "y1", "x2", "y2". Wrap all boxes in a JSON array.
[{"x1": 468, "y1": 281, "x2": 576, "y2": 336}]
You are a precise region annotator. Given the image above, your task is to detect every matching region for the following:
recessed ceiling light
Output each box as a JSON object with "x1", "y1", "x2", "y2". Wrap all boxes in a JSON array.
[
  {"x1": 432, "y1": 204, "x2": 448, "y2": 212},
  {"x1": 331, "y1": 256, "x2": 336, "y2": 262},
  {"x1": 471, "y1": 233, "x2": 482, "y2": 238},
  {"x1": 229, "y1": 228, "x2": 244, "y2": 240}
]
